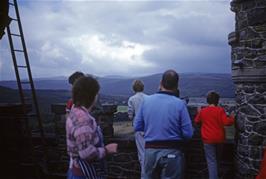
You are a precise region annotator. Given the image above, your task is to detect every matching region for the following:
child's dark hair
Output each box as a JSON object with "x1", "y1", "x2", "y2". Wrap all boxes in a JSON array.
[
  {"x1": 68, "y1": 71, "x2": 84, "y2": 85},
  {"x1": 207, "y1": 91, "x2": 220, "y2": 106},
  {"x1": 72, "y1": 75, "x2": 100, "y2": 108}
]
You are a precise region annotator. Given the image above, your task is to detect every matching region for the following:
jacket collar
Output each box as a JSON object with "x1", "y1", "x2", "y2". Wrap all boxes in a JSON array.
[{"x1": 157, "y1": 91, "x2": 177, "y2": 97}]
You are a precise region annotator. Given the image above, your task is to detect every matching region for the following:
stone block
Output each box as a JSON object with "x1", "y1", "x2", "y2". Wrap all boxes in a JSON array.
[
  {"x1": 239, "y1": 104, "x2": 261, "y2": 117},
  {"x1": 256, "y1": 84, "x2": 266, "y2": 93},
  {"x1": 253, "y1": 24, "x2": 266, "y2": 33},
  {"x1": 239, "y1": 28, "x2": 260, "y2": 41},
  {"x1": 247, "y1": 116, "x2": 262, "y2": 123},
  {"x1": 241, "y1": 0, "x2": 256, "y2": 11},
  {"x1": 254, "y1": 59, "x2": 266, "y2": 67},
  {"x1": 236, "y1": 114, "x2": 247, "y2": 133},
  {"x1": 247, "y1": 8, "x2": 266, "y2": 26},
  {"x1": 237, "y1": 19, "x2": 248, "y2": 30},
  {"x1": 251, "y1": 39, "x2": 263, "y2": 48},
  {"x1": 248, "y1": 134, "x2": 264, "y2": 145},
  {"x1": 263, "y1": 41, "x2": 266, "y2": 49},
  {"x1": 253, "y1": 122, "x2": 266, "y2": 136},
  {"x1": 256, "y1": 0, "x2": 266, "y2": 8},
  {"x1": 247, "y1": 94, "x2": 266, "y2": 104},
  {"x1": 243, "y1": 86, "x2": 255, "y2": 93},
  {"x1": 243, "y1": 49, "x2": 257, "y2": 59}
]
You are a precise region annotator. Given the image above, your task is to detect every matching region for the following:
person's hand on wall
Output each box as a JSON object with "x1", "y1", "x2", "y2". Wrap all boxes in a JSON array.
[
  {"x1": 197, "y1": 106, "x2": 201, "y2": 113},
  {"x1": 230, "y1": 111, "x2": 235, "y2": 118},
  {"x1": 105, "y1": 143, "x2": 118, "y2": 154}
]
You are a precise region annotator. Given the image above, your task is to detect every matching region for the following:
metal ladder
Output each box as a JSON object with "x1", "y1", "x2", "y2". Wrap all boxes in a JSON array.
[{"x1": 6, "y1": 0, "x2": 46, "y2": 178}]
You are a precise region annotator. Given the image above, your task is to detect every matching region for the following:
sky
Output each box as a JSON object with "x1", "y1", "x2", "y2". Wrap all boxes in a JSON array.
[{"x1": 0, "y1": 0, "x2": 234, "y2": 80}]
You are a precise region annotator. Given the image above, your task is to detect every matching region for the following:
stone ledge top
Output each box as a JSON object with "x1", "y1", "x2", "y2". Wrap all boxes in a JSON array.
[
  {"x1": 0, "y1": 103, "x2": 31, "y2": 115},
  {"x1": 232, "y1": 67, "x2": 266, "y2": 83}
]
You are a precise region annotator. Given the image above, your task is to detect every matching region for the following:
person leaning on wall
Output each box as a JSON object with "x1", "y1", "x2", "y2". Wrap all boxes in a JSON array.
[
  {"x1": 194, "y1": 91, "x2": 235, "y2": 179},
  {"x1": 66, "y1": 75, "x2": 118, "y2": 179},
  {"x1": 128, "y1": 79, "x2": 147, "y2": 179},
  {"x1": 134, "y1": 69, "x2": 194, "y2": 179}
]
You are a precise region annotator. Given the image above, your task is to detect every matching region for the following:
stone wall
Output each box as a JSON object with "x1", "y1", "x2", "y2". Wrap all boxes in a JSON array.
[
  {"x1": 104, "y1": 105, "x2": 235, "y2": 179},
  {"x1": 0, "y1": 104, "x2": 41, "y2": 178},
  {"x1": 105, "y1": 138, "x2": 140, "y2": 179},
  {"x1": 49, "y1": 104, "x2": 235, "y2": 179},
  {"x1": 1, "y1": 103, "x2": 235, "y2": 178},
  {"x1": 229, "y1": 0, "x2": 266, "y2": 178}
]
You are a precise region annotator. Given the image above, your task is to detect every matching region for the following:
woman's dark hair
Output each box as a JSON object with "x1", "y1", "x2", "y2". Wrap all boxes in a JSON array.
[
  {"x1": 68, "y1": 71, "x2": 84, "y2": 85},
  {"x1": 72, "y1": 75, "x2": 100, "y2": 108},
  {"x1": 132, "y1": 80, "x2": 144, "y2": 92},
  {"x1": 207, "y1": 91, "x2": 220, "y2": 106},
  {"x1": 161, "y1": 69, "x2": 179, "y2": 90}
]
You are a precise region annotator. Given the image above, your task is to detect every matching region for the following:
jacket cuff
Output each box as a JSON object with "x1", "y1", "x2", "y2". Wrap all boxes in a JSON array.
[{"x1": 98, "y1": 147, "x2": 106, "y2": 159}]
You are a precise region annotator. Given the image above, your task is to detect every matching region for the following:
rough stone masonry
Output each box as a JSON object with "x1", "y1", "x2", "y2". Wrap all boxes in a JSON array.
[{"x1": 228, "y1": 0, "x2": 266, "y2": 178}]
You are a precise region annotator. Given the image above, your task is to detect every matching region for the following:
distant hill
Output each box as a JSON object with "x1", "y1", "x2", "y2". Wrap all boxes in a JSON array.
[
  {"x1": 0, "y1": 85, "x2": 19, "y2": 103},
  {"x1": 0, "y1": 73, "x2": 235, "y2": 98},
  {"x1": 0, "y1": 85, "x2": 13, "y2": 92},
  {"x1": 99, "y1": 73, "x2": 235, "y2": 98}
]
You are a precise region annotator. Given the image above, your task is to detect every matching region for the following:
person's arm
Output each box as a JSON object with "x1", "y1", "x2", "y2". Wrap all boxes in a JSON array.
[
  {"x1": 194, "y1": 107, "x2": 202, "y2": 124},
  {"x1": 128, "y1": 98, "x2": 134, "y2": 120},
  {"x1": 180, "y1": 104, "x2": 194, "y2": 139},
  {"x1": 220, "y1": 108, "x2": 234, "y2": 126},
  {"x1": 74, "y1": 119, "x2": 106, "y2": 161},
  {"x1": 134, "y1": 102, "x2": 144, "y2": 132}
]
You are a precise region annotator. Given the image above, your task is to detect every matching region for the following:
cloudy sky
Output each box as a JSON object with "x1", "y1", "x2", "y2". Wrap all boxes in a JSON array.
[{"x1": 0, "y1": 0, "x2": 234, "y2": 80}]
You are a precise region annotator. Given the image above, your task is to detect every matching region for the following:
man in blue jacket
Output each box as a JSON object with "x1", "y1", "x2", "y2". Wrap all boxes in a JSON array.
[{"x1": 134, "y1": 69, "x2": 194, "y2": 179}]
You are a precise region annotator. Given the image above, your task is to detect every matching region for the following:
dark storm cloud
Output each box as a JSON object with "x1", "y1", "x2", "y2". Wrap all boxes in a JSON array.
[{"x1": 0, "y1": 0, "x2": 234, "y2": 80}]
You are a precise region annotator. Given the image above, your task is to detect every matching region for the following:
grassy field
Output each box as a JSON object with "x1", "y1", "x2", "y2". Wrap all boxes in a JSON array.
[
  {"x1": 117, "y1": 105, "x2": 128, "y2": 113},
  {"x1": 113, "y1": 121, "x2": 134, "y2": 137},
  {"x1": 113, "y1": 121, "x2": 235, "y2": 140}
]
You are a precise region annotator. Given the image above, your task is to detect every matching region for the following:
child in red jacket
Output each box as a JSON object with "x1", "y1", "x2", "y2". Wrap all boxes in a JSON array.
[
  {"x1": 195, "y1": 91, "x2": 235, "y2": 179},
  {"x1": 66, "y1": 71, "x2": 84, "y2": 113}
]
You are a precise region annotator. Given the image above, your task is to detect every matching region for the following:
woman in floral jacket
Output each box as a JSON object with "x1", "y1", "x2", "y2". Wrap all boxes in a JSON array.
[{"x1": 66, "y1": 75, "x2": 117, "y2": 179}]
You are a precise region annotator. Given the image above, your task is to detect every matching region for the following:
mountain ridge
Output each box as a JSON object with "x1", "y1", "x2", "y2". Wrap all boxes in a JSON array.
[{"x1": 0, "y1": 73, "x2": 235, "y2": 98}]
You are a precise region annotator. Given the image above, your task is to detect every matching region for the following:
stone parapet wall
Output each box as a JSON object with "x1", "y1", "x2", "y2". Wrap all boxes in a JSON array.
[
  {"x1": 105, "y1": 138, "x2": 140, "y2": 179},
  {"x1": 1, "y1": 103, "x2": 236, "y2": 178},
  {"x1": 48, "y1": 104, "x2": 236, "y2": 178}
]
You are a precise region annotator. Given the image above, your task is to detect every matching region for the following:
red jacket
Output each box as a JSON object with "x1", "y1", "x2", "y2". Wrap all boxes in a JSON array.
[
  {"x1": 194, "y1": 106, "x2": 234, "y2": 144},
  {"x1": 256, "y1": 149, "x2": 266, "y2": 179},
  {"x1": 66, "y1": 99, "x2": 73, "y2": 113}
]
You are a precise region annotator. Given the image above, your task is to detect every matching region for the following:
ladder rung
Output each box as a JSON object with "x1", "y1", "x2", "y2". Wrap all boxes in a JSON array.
[
  {"x1": 14, "y1": 49, "x2": 24, "y2": 52},
  {"x1": 18, "y1": 65, "x2": 27, "y2": 68},
  {"x1": 11, "y1": 33, "x2": 21, "y2": 37},
  {"x1": 11, "y1": 18, "x2": 18, "y2": 21},
  {"x1": 9, "y1": 3, "x2": 15, "y2": 6}
]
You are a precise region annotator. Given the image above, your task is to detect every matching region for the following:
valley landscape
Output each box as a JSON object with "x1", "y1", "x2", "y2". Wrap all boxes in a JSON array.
[{"x1": 0, "y1": 73, "x2": 235, "y2": 115}]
